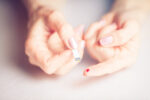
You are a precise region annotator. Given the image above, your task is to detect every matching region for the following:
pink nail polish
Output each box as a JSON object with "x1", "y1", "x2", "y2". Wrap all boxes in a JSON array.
[
  {"x1": 86, "y1": 69, "x2": 90, "y2": 72},
  {"x1": 100, "y1": 36, "x2": 113, "y2": 46},
  {"x1": 69, "y1": 37, "x2": 78, "y2": 49}
]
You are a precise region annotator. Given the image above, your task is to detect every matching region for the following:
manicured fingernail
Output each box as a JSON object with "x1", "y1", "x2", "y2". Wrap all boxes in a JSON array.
[
  {"x1": 81, "y1": 41, "x2": 85, "y2": 49},
  {"x1": 100, "y1": 36, "x2": 113, "y2": 46},
  {"x1": 69, "y1": 37, "x2": 78, "y2": 49},
  {"x1": 86, "y1": 68, "x2": 90, "y2": 72}
]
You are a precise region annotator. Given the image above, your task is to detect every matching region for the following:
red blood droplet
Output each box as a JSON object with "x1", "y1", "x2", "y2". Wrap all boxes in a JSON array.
[{"x1": 86, "y1": 69, "x2": 90, "y2": 72}]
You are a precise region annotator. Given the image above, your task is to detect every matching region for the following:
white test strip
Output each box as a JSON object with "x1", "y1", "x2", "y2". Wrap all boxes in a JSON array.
[{"x1": 72, "y1": 49, "x2": 80, "y2": 61}]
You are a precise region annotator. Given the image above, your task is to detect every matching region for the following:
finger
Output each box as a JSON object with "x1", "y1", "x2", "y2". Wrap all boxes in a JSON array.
[
  {"x1": 55, "y1": 26, "x2": 85, "y2": 75},
  {"x1": 84, "y1": 20, "x2": 106, "y2": 40},
  {"x1": 47, "y1": 25, "x2": 85, "y2": 54},
  {"x1": 86, "y1": 23, "x2": 116, "y2": 62},
  {"x1": 42, "y1": 50, "x2": 73, "y2": 75},
  {"x1": 99, "y1": 20, "x2": 139, "y2": 47},
  {"x1": 55, "y1": 40, "x2": 85, "y2": 75},
  {"x1": 83, "y1": 57, "x2": 128, "y2": 77},
  {"x1": 100, "y1": 12, "x2": 115, "y2": 24},
  {"x1": 87, "y1": 44, "x2": 115, "y2": 62},
  {"x1": 97, "y1": 23, "x2": 117, "y2": 39},
  {"x1": 83, "y1": 51, "x2": 136, "y2": 77},
  {"x1": 84, "y1": 12, "x2": 114, "y2": 40},
  {"x1": 48, "y1": 32, "x2": 65, "y2": 53},
  {"x1": 74, "y1": 24, "x2": 85, "y2": 41},
  {"x1": 84, "y1": 35, "x2": 139, "y2": 77},
  {"x1": 43, "y1": 25, "x2": 85, "y2": 75},
  {"x1": 48, "y1": 11, "x2": 77, "y2": 49},
  {"x1": 27, "y1": 18, "x2": 50, "y2": 40}
]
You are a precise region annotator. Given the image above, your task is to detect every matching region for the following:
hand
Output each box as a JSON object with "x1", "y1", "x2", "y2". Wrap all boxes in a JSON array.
[
  {"x1": 25, "y1": 8, "x2": 85, "y2": 75},
  {"x1": 84, "y1": 10, "x2": 140, "y2": 77}
]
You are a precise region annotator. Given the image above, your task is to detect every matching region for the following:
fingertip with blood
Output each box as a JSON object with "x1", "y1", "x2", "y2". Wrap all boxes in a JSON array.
[{"x1": 83, "y1": 68, "x2": 90, "y2": 76}]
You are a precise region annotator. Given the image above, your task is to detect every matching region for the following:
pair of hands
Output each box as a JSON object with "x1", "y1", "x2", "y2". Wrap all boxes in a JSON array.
[{"x1": 25, "y1": 8, "x2": 139, "y2": 77}]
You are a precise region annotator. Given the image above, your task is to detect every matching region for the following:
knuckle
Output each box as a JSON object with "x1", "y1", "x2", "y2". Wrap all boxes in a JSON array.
[
  {"x1": 25, "y1": 39, "x2": 36, "y2": 56},
  {"x1": 41, "y1": 58, "x2": 54, "y2": 75},
  {"x1": 43, "y1": 66, "x2": 54, "y2": 75},
  {"x1": 28, "y1": 58, "x2": 35, "y2": 65},
  {"x1": 55, "y1": 71, "x2": 66, "y2": 76}
]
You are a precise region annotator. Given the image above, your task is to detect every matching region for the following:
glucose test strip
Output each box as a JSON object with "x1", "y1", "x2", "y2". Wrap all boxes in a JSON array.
[{"x1": 72, "y1": 49, "x2": 80, "y2": 61}]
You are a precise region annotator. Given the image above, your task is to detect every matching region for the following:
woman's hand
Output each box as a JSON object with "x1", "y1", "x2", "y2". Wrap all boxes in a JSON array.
[
  {"x1": 84, "y1": 10, "x2": 140, "y2": 77},
  {"x1": 25, "y1": 8, "x2": 85, "y2": 75}
]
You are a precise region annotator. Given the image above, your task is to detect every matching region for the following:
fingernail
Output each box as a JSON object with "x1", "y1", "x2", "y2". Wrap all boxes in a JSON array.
[
  {"x1": 100, "y1": 36, "x2": 113, "y2": 46},
  {"x1": 86, "y1": 68, "x2": 90, "y2": 72},
  {"x1": 81, "y1": 41, "x2": 85, "y2": 49},
  {"x1": 69, "y1": 37, "x2": 78, "y2": 49}
]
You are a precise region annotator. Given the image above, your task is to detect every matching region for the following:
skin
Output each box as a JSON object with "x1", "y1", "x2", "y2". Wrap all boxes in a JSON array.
[
  {"x1": 83, "y1": 0, "x2": 150, "y2": 77},
  {"x1": 25, "y1": 7, "x2": 85, "y2": 75},
  {"x1": 24, "y1": 0, "x2": 150, "y2": 77},
  {"x1": 84, "y1": 12, "x2": 140, "y2": 76}
]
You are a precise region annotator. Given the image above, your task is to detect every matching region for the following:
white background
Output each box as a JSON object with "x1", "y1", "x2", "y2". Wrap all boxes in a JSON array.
[{"x1": 0, "y1": 0, "x2": 150, "y2": 100}]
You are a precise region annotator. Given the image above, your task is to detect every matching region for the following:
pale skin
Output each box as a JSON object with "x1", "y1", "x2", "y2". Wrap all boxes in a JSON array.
[{"x1": 24, "y1": 0, "x2": 150, "y2": 76}]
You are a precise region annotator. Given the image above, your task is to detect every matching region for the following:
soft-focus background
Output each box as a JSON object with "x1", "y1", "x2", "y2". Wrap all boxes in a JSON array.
[{"x1": 0, "y1": 0, "x2": 150, "y2": 100}]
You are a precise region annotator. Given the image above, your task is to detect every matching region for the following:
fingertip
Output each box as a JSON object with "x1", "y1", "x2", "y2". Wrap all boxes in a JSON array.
[
  {"x1": 86, "y1": 68, "x2": 90, "y2": 72},
  {"x1": 83, "y1": 68, "x2": 90, "y2": 76}
]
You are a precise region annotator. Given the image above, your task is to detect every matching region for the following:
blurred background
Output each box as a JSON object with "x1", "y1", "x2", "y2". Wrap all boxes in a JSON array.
[{"x1": 0, "y1": 0, "x2": 150, "y2": 100}]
